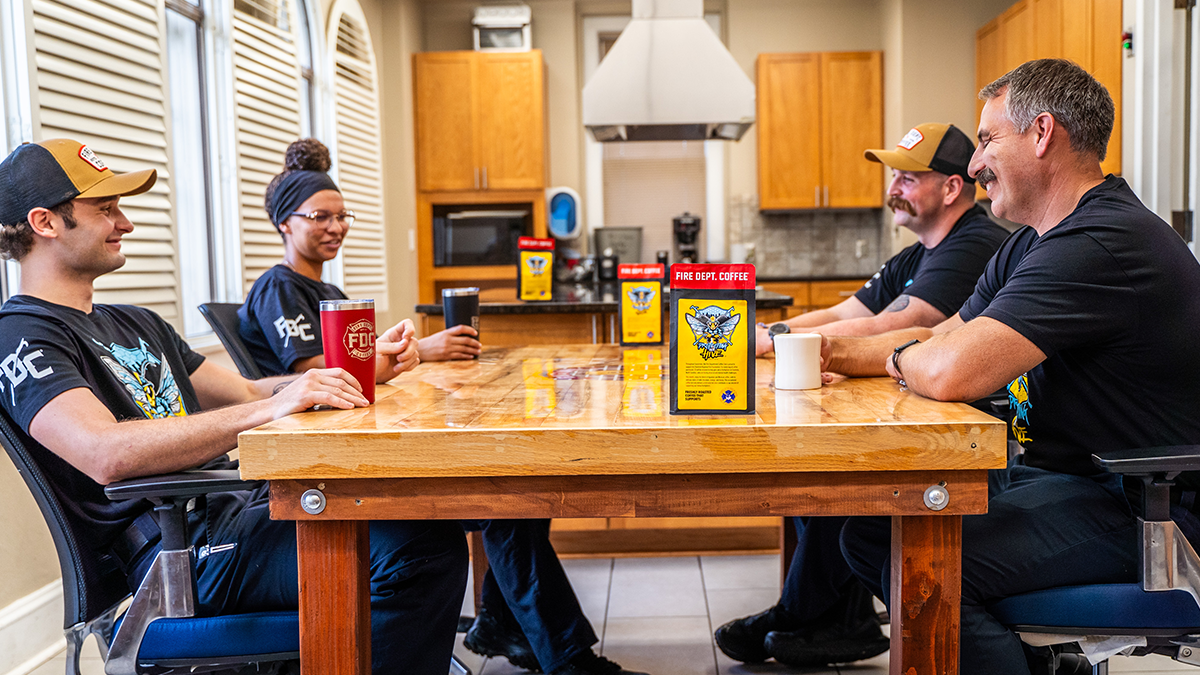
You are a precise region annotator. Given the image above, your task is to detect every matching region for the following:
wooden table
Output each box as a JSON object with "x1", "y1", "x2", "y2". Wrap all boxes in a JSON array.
[{"x1": 238, "y1": 344, "x2": 1006, "y2": 675}]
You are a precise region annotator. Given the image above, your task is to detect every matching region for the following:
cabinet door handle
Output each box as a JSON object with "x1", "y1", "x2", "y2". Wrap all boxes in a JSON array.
[
  {"x1": 824, "y1": 186, "x2": 829, "y2": 207},
  {"x1": 814, "y1": 186, "x2": 820, "y2": 207},
  {"x1": 474, "y1": 167, "x2": 480, "y2": 190},
  {"x1": 482, "y1": 166, "x2": 488, "y2": 190}
]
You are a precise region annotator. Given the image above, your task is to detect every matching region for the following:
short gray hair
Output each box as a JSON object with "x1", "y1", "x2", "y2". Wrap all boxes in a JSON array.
[{"x1": 979, "y1": 59, "x2": 1114, "y2": 161}]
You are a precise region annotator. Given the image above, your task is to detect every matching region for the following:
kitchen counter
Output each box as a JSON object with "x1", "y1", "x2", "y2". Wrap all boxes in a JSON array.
[
  {"x1": 415, "y1": 284, "x2": 793, "y2": 315},
  {"x1": 415, "y1": 284, "x2": 793, "y2": 346}
]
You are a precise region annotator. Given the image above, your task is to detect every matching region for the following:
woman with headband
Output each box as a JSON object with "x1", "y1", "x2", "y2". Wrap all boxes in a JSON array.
[
  {"x1": 239, "y1": 139, "x2": 646, "y2": 675},
  {"x1": 239, "y1": 138, "x2": 480, "y2": 379}
]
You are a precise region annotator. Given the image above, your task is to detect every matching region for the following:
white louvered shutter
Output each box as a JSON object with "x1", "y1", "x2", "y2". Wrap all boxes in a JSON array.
[
  {"x1": 31, "y1": 0, "x2": 181, "y2": 325},
  {"x1": 232, "y1": 0, "x2": 304, "y2": 291},
  {"x1": 329, "y1": 6, "x2": 387, "y2": 311}
]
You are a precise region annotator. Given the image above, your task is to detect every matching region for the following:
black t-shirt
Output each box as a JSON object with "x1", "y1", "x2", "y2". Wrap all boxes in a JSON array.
[
  {"x1": 959, "y1": 176, "x2": 1200, "y2": 475},
  {"x1": 855, "y1": 204, "x2": 1009, "y2": 316},
  {"x1": 0, "y1": 296, "x2": 219, "y2": 557},
  {"x1": 238, "y1": 265, "x2": 347, "y2": 377}
]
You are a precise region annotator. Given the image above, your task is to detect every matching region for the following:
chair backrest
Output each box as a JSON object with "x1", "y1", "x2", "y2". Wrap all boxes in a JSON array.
[
  {"x1": 0, "y1": 408, "x2": 128, "y2": 628},
  {"x1": 199, "y1": 303, "x2": 264, "y2": 380}
]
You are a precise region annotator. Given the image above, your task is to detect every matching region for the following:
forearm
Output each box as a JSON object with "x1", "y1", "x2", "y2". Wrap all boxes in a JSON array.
[
  {"x1": 785, "y1": 308, "x2": 845, "y2": 329},
  {"x1": 248, "y1": 375, "x2": 301, "y2": 401},
  {"x1": 827, "y1": 327, "x2": 933, "y2": 376},
  {"x1": 83, "y1": 400, "x2": 275, "y2": 483}
]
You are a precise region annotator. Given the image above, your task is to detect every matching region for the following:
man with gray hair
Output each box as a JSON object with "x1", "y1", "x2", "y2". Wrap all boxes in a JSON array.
[{"x1": 818, "y1": 58, "x2": 1200, "y2": 673}]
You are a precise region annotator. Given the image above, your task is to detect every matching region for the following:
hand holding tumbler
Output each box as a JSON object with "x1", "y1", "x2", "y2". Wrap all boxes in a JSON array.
[{"x1": 320, "y1": 299, "x2": 376, "y2": 403}]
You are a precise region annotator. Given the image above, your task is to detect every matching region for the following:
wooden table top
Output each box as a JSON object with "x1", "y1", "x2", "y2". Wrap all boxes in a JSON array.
[{"x1": 238, "y1": 344, "x2": 1006, "y2": 481}]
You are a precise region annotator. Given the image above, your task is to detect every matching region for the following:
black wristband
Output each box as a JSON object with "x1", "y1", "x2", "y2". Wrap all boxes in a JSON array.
[{"x1": 891, "y1": 339, "x2": 920, "y2": 387}]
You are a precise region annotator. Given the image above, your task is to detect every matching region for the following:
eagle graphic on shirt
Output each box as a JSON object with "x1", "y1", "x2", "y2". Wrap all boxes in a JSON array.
[
  {"x1": 92, "y1": 337, "x2": 188, "y2": 419},
  {"x1": 1007, "y1": 374, "x2": 1032, "y2": 444},
  {"x1": 684, "y1": 305, "x2": 741, "y2": 360},
  {"x1": 627, "y1": 285, "x2": 656, "y2": 313}
]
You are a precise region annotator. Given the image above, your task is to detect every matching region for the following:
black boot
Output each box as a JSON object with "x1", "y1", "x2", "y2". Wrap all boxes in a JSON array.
[
  {"x1": 764, "y1": 581, "x2": 889, "y2": 667},
  {"x1": 714, "y1": 603, "x2": 803, "y2": 663},
  {"x1": 463, "y1": 607, "x2": 541, "y2": 672}
]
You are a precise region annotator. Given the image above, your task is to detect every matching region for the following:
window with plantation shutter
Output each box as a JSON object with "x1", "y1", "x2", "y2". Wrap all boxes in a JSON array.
[
  {"x1": 30, "y1": 0, "x2": 181, "y2": 326},
  {"x1": 329, "y1": 2, "x2": 387, "y2": 311},
  {"x1": 232, "y1": 0, "x2": 304, "y2": 291}
]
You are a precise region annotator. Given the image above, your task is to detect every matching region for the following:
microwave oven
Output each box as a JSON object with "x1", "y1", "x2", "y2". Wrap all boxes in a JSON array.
[{"x1": 433, "y1": 204, "x2": 532, "y2": 267}]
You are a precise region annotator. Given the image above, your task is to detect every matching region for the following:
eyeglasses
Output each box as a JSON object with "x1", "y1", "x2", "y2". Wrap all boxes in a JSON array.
[{"x1": 289, "y1": 210, "x2": 356, "y2": 227}]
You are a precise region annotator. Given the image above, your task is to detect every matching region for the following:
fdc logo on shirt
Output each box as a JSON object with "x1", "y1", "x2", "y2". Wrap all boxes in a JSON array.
[
  {"x1": 274, "y1": 313, "x2": 314, "y2": 347},
  {"x1": 0, "y1": 338, "x2": 54, "y2": 404},
  {"x1": 344, "y1": 320, "x2": 375, "y2": 360}
]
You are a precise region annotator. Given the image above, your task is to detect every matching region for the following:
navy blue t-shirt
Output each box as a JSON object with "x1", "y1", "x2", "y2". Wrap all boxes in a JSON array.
[
  {"x1": 238, "y1": 265, "x2": 347, "y2": 377},
  {"x1": 0, "y1": 296, "x2": 219, "y2": 557},
  {"x1": 856, "y1": 205, "x2": 1009, "y2": 316},
  {"x1": 959, "y1": 176, "x2": 1200, "y2": 475}
]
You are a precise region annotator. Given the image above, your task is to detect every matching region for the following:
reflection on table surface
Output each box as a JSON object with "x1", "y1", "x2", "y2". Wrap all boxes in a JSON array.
[{"x1": 239, "y1": 344, "x2": 1005, "y2": 481}]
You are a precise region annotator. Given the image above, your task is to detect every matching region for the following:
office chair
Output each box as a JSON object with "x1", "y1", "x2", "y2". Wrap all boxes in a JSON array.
[
  {"x1": 198, "y1": 303, "x2": 264, "y2": 380},
  {"x1": 988, "y1": 445, "x2": 1200, "y2": 674},
  {"x1": 0, "y1": 407, "x2": 298, "y2": 675}
]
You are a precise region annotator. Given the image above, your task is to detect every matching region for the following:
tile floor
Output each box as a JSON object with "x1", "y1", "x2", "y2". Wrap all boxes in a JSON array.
[{"x1": 28, "y1": 554, "x2": 1199, "y2": 675}]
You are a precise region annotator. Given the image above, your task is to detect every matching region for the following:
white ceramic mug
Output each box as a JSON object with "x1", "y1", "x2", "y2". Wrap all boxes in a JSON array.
[{"x1": 774, "y1": 333, "x2": 823, "y2": 390}]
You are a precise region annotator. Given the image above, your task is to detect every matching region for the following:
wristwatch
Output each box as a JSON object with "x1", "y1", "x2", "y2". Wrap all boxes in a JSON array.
[
  {"x1": 768, "y1": 323, "x2": 791, "y2": 341},
  {"x1": 891, "y1": 339, "x2": 921, "y2": 389}
]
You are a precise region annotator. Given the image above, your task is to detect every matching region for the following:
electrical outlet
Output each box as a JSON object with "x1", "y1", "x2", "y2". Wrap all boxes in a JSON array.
[
  {"x1": 855, "y1": 239, "x2": 867, "y2": 259},
  {"x1": 408, "y1": 229, "x2": 416, "y2": 252}
]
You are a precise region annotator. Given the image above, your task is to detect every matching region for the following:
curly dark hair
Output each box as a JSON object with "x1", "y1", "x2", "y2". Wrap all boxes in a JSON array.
[
  {"x1": 0, "y1": 201, "x2": 76, "y2": 262},
  {"x1": 264, "y1": 138, "x2": 332, "y2": 237}
]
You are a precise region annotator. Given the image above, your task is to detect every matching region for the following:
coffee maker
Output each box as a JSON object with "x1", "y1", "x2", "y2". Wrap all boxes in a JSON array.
[{"x1": 673, "y1": 212, "x2": 701, "y2": 264}]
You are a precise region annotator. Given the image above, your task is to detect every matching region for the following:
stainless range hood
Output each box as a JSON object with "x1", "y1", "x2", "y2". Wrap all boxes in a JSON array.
[{"x1": 582, "y1": 0, "x2": 755, "y2": 142}]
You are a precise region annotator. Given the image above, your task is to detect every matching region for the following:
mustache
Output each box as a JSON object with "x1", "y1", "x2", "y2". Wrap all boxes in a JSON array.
[
  {"x1": 887, "y1": 196, "x2": 917, "y2": 216},
  {"x1": 976, "y1": 168, "x2": 997, "y2": 187}
]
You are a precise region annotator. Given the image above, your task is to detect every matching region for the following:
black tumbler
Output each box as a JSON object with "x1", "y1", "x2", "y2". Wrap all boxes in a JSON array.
[{"x1": 442, "y1": 287, "x2": 480, "y2": 342}]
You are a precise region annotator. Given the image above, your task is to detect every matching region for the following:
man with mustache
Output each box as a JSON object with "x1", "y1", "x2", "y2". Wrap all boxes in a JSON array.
[
  {"x1": 828, "y1": 59, "x2": 1200, "y2": 673},
  {"x1": 755, "y1": 123, "x2": 1008, "y2": 357},
  {"x1": 722, "y1": 124, "x2": 1009, "y2": 669}
]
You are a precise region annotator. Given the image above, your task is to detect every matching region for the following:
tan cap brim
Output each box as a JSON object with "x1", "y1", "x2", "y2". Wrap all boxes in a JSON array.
[
  {"x1": 863, "y1": 149, "x2": 932, "y2": 172},
  {"x1": 76, "y1": 168, "x2": 157, "y2": 200}
]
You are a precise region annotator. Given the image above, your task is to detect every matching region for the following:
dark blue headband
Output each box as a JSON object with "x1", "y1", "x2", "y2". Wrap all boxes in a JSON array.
[{"x1": 269, "y1": 170, "x2": 340, "y2": 227}]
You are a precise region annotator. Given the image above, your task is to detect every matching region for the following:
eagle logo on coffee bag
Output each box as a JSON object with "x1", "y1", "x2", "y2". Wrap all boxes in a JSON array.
[
  {"x1": 684, "y1": 305, "x2": 740, "y2": 360},
  {"x1": 627, "y1": 285, "x2": 656, "y2": 314},
  {"x1": 525, "y1": 255, "x2": 549, "y2": 276}
]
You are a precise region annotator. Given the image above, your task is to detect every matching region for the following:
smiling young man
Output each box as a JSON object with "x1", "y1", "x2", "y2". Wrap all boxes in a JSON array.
[
  {"x1": 817, "y1": 60, "x2": 1200, "y2": 674},
  {"x1": 0, "y1": 139, "x2": 469, "y2": 675},
  {"x1": 754, "y1": 123, "x2": 1008, "y2": 357},
  {"x1": 719, "y1": 124, "x2": 1008, "y2": 670}
]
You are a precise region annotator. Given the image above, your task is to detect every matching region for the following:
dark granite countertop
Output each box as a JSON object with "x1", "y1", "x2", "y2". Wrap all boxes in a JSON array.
[{"x1": 416, "y1": 284, "x2": 793, "y2": 315}]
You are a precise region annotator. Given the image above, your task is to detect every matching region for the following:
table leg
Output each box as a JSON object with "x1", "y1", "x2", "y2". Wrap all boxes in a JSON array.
[
  {"x1": 297, "y1": 520, "x2": 371, "y2": 675},
  {"x1": 890, "y1": 515, "x2": 961, "y2": 675}
]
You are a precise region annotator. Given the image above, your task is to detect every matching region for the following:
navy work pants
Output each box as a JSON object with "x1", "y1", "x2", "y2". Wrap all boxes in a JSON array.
[
  {"x1": 840, "y1": 460, "x2": 1146, "y2": 674},
  {"x1": 464, "y1": 519, "x2": 598, "y2": 673},
  {"x1": 779, "y1": 516, "x2": 858, "y2": 621},
  {"x1": 134, "y1": 484, "x2": 469, "y2": 675}
]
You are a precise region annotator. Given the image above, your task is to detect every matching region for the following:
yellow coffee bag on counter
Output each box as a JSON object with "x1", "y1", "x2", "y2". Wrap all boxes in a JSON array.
[
  {"x1": 669, "y1": 263, "x2": 756, "y2": 415},
  {"x1": 618, "y1": 263, "x2": 665, "y2": 346},
  {"x1": 518, "y1": 237, "x2": 554, "y2": 301}
]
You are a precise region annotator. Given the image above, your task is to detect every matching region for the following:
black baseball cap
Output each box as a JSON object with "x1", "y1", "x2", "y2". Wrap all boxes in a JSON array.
[{"x1": 0, "y1": 139, "x2": 157, "y2": 225}]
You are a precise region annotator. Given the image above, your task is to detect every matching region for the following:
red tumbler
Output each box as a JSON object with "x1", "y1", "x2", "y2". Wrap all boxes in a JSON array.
[{"x1": 319, "y1": 299, "x2": 376, "y2": 404}]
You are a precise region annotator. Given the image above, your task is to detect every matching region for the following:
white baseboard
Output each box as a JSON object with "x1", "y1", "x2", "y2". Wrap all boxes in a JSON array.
[{"x1": 0, "y1": 580, "x2": 65, "y2": 675}]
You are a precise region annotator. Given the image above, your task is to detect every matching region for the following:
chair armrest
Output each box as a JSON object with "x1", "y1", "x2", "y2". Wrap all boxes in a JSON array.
[
  {"x1": 1092, "y1": 446, "x2": 1200, "y2": 476},
  {"x1": 104, "y1": 469, "x2": 262, "y2": 502}
]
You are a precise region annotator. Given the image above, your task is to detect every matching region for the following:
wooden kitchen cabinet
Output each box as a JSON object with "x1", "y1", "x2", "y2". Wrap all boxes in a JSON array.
[
  {"x1": 975, "y1": 0, "x2": 1122, "y2": 177},
  {"x1": 414, "y1": 50, "x2": 545, "y2": 193},
  {"x1": 757, "y1": 51, "x2": 883, "y2": 211}
]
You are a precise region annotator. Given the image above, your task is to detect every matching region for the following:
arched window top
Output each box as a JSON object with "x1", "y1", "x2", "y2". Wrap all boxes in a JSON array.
[
  {"x1": 234, "y1": 0, "x2": 289, "y2": 31},
  {"x1": 336, "y1": 15, "x2": 369, "y2": 62}
]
